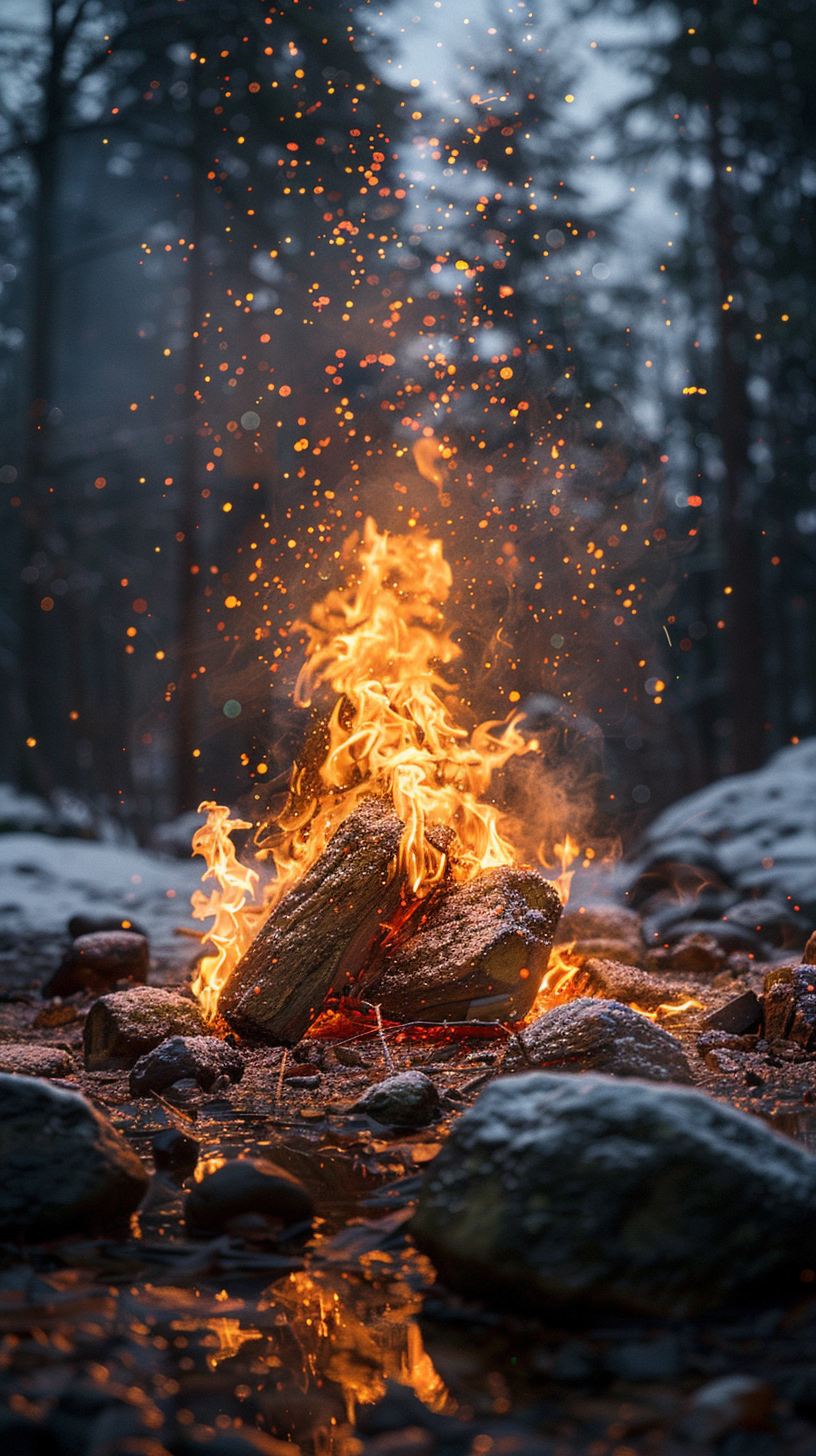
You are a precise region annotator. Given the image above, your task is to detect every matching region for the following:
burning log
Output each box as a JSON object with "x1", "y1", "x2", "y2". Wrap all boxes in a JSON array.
[
  {"x1": 218, "y1": 796, "x2": 404, "y2": 1046},
  {"x1": 359, "y1": 865, "x2": 562, "y2": 1023}
]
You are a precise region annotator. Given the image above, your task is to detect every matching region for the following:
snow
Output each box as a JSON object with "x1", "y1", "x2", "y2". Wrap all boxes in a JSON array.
[
  {"x1": 0, "y1": 833, "x2": 205, "y2": 962},
  {"x1": 632, "y1": 738, "x2": 816, "y2": 915}
]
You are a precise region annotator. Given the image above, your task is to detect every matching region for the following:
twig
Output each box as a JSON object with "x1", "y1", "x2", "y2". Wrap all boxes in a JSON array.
[
  {"x1": 374, "y1": 1004, "x2": 395, "y2": 1071},
  {"x1": 275, "y1": 1049, "x2": 288, "y2": 1104}
]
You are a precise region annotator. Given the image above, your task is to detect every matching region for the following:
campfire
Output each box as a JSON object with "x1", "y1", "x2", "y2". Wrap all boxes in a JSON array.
[{"x1": 190, "y1": 517, "x2": 566, "y2": 1041}]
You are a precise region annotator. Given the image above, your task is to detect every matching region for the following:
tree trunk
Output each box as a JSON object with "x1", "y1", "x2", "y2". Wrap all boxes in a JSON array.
[{"x1": 708, "y1": 68, "x2": 766, "y2": 773}]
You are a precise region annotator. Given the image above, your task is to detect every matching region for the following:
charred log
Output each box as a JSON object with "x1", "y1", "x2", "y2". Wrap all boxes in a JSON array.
[
  {"x1": 359, "y1": 865, "x2": 562, "y2": 1023},
  {"x1": 218, "y1": 796, "x2": 404, "y2": 1046}
]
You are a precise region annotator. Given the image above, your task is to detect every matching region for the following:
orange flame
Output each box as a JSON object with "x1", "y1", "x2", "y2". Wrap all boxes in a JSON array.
[
  {"x1": 552, "y1": 833, "x2": 579, "y2": 906},
  {"x1": 191, "y1": 520, "x2": 542, "y2": 1016},
  {"x1": 190, "y1": 804, "x2": 266, "y2": 1018}
]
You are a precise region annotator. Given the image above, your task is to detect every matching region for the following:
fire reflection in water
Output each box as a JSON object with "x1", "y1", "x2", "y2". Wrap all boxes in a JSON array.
[{"x1": 169, "y1": 1263, "x2": 451, "y2": 1453}]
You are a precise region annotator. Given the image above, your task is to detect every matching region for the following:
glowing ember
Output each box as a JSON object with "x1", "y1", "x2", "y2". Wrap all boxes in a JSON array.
[{"x1": 191, "y1": 518, "x2": 542, "y2": 1016}]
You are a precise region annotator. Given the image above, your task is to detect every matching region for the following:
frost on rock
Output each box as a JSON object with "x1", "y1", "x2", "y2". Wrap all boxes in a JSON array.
[
  {"x1": 412, "y1": 1071, "x2": 816, "y2": 1317},
  {"x1": 631, "y1": 738, "x2": 816, "y2": 916}
]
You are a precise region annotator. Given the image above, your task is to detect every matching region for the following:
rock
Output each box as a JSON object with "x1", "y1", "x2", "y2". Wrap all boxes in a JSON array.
[
  {"x1": 555, "y1": 905, "x2": 645, "y2": 965},
  {"x1": 679, "y1": 1375, "x2": 776, "y2": 1444},
  {"x1": 45, "y1": 930, "x2": 149, "y2": 997},
  {"x1": 629, "y1": 737, "x2": 816, "y2": 920},
  {"x1": 805, "y1": 930, "x2": 816, "y2": 965},
  {"x1": 0, "y1": 1072, "x2": 148, "y2": 1240},
  {"x1": 656, "y1": 919, "x2": 766, "y2": 957},
  {"x1": 355, "y1": 1071, "x2": 441, "y2": 1126},
  {"x1": 696, "y1": 1030, "x2": 757, "y2": 1056},
  {"x1": 67, "y1": 913, "x2": 148, "y2": 940},
  {"x1": 0, "y1": 1044, "x2": 73, "y2": 1078},
  {"x1": 411, "y1": 1071, "x2": 816, "y2": 1316},
  {"x1": 763, "y1": 965, "x2": 816, "y2": 1048},
  {"x1": 129, "y1": 1035, "x2": 244, "y2": 1096},
  {"x1": 151, "y1": 1128, "x2": 200, "y2": 1177},
  {"x1": 502, "y1": 999, "x2": 693, "y2": 1084},
  {"x1": 664, "y1": 932, "x2": 726, "y2": 975},
  {"x1": 576, "y1": 957, "x2": 693, "y2": 1010},
  {"x1": 83, "y1": 987, "x2": 207, "y2": 1071},
  {"x1": 703, "y1": 990, "x2": 762, "y2": 1036},
  {"x1": 185, "y1": 1157, "x2": 314, "y2": 1237},
  {"x1": 725, "y1": 897, "x2": 807, "y2": 949}
]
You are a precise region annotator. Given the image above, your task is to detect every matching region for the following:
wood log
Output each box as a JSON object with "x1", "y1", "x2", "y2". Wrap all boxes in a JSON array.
[
  {"x1": 575, "y1": 957, "x2": 695, "y2": 1010},
  {"x1": 218, "y1": 796, "x2": 404, "y2": 1046},
  {"x1": 359, "y1": 865, "x2": 562, "y2": 1023}
]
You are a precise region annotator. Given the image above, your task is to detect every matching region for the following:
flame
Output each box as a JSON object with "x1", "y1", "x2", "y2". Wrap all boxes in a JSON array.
[
  {"x1": 190, "y1": 804, "x2": 266, "y2": 1018},
  {"x1": 191, "y1": 519, "x2": 542, "y2": 1015},
  {"x1": 552, "y1": 833, "x2": 579, "y2": 906},
  {"x1": 412, "y1": 435, "x2": 450, "y2": 506}
]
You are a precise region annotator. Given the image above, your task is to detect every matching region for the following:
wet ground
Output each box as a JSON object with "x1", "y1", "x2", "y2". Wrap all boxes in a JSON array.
[{"x1": 3, "y1": 936, "x2": 816, "y2": 1453}]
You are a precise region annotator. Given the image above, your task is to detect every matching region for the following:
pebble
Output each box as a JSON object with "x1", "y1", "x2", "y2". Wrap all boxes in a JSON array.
[
  {"x1": 45, "y1": 930, "x2": 150, "y2": 997},
  {"x1": 0, "y1": 1044, "x2": 73, "y2": 1078},
  {"x1": 703, "y1": 990, "x2": 762, "y2": 1036},
  {"x1": 185, "y1": 1157, "x2": 314, "y2": 1237},
  {"x1": 151, "y1": 1128, "x2": 200, "y2": 1177},
  {"x1": 83, "y1": 987, "x2": 207, "y2": 1071},
  {"x1": 0, "y1": 1071, "x2": 148, "y2": 1240},
  {"x1": 503, "y1": 998, "x2": 693, "y2": 1084},
  {"x1": 129, "y1": 1035, "x2": 244, "y2": 1096},
  {"x1": 411, "y1": 1071, "x2": 816, "y2": 1316},
  {"x1": 355, "y1": 1071, "x2": 441, "y2": 1127}
]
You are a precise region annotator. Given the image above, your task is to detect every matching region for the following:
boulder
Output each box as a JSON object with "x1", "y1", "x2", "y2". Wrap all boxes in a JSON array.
[
  {"x1": 45, "y1": 930, "x2": 149, "y2": 997},
  {"x1": 354, "y1": 1070, "x2": 441, "y2": 1127},
  {"x1": 0, "y1": 1072, "x2": 148, "y2": 1240},
  {"x1": 411, "y1": 1071, "x2": 816, "y2": 1316},
  {"x1": 629, "y1": 737, "x2": 816, "y2": 920},
  {"x1": 0, "y1": 1044, "x2": 73, "y2": 1078},
  {"x1": 129, "y1": 1035, "x2": 244, "y2": 1097},
  {"x1": 83, "y1": 987, "x2": 207, "y2": 1071},
  {"x1": 502, "y1": 999, "x2": 693, "y2": 1084},
  {"x1": 185, "y1": 1157, "x2": 314, "y2": 1237}
]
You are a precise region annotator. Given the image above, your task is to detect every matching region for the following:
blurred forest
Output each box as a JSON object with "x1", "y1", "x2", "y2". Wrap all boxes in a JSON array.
[{"x1": 0, "y1": 0, "x2": 814, "y2": 848}]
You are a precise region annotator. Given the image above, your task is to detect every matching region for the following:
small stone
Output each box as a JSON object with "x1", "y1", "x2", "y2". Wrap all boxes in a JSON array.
[
  {"x1": 411, "y1": 1072, "x2": 816, "y2": 1317},
  {"x1": 33, "y1": 1003, "x2": 79, "y2": 1029},
  {"x1": 696, "y1": 1030, "x2": 757, "y2": 1056},
  {"x1": 185, "y1": 1157, "x2": 314, "y2": 1237},
  {"x1": 667, "y1": 932, "x2": 726, "y2": 974},
  {"x1": 83, "y1": 987, "x2": 207, "y2": 1071},
  {"x1": 502, "y1": 998, "x2": 693, "y2": 1084},
  {"x1": 0, "y1": 1044, "x2": 73, "y2": 1078},
  {"x1": 703, "y1": 990, "x2": 762, "y2": 1036},
  {"x1": 282, "y1": 1061, "x2": 322, "y2": 1079},
  {"x1": 151, "y1": 1128, "x2": 200, "y2": 1177},
  {"x1": 0, "y1": 1072, "x2": 148, "y2": 1240},
  {"x1": 679, "y1": 1375, "x2": 775, "y2": 1443},
  {"x1": 129, "y1": 1036, "x2": 244, "y2": 1096},
  {"x1": 355, "y1": 1071, "x2": 441, "y2": 1127},
  {"x1": 334, "y1": 1045, "x2": 366, "y2": 1068},
  {"x1": 45, "y1": 931, "x2": 149, "y2": 997},
  {"x1": 763, "y1": 965, "x2": 816, "y2": 1048}
]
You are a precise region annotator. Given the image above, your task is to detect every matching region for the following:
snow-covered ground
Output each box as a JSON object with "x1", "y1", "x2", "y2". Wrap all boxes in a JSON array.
[{"x1": 0, "y1": 833, "x2": 206, "y2": 989}]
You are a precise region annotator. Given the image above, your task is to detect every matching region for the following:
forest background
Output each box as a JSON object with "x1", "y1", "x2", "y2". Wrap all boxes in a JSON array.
[{"x1": 0, "y1": 0, "x2": 813, "y2": 851}]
